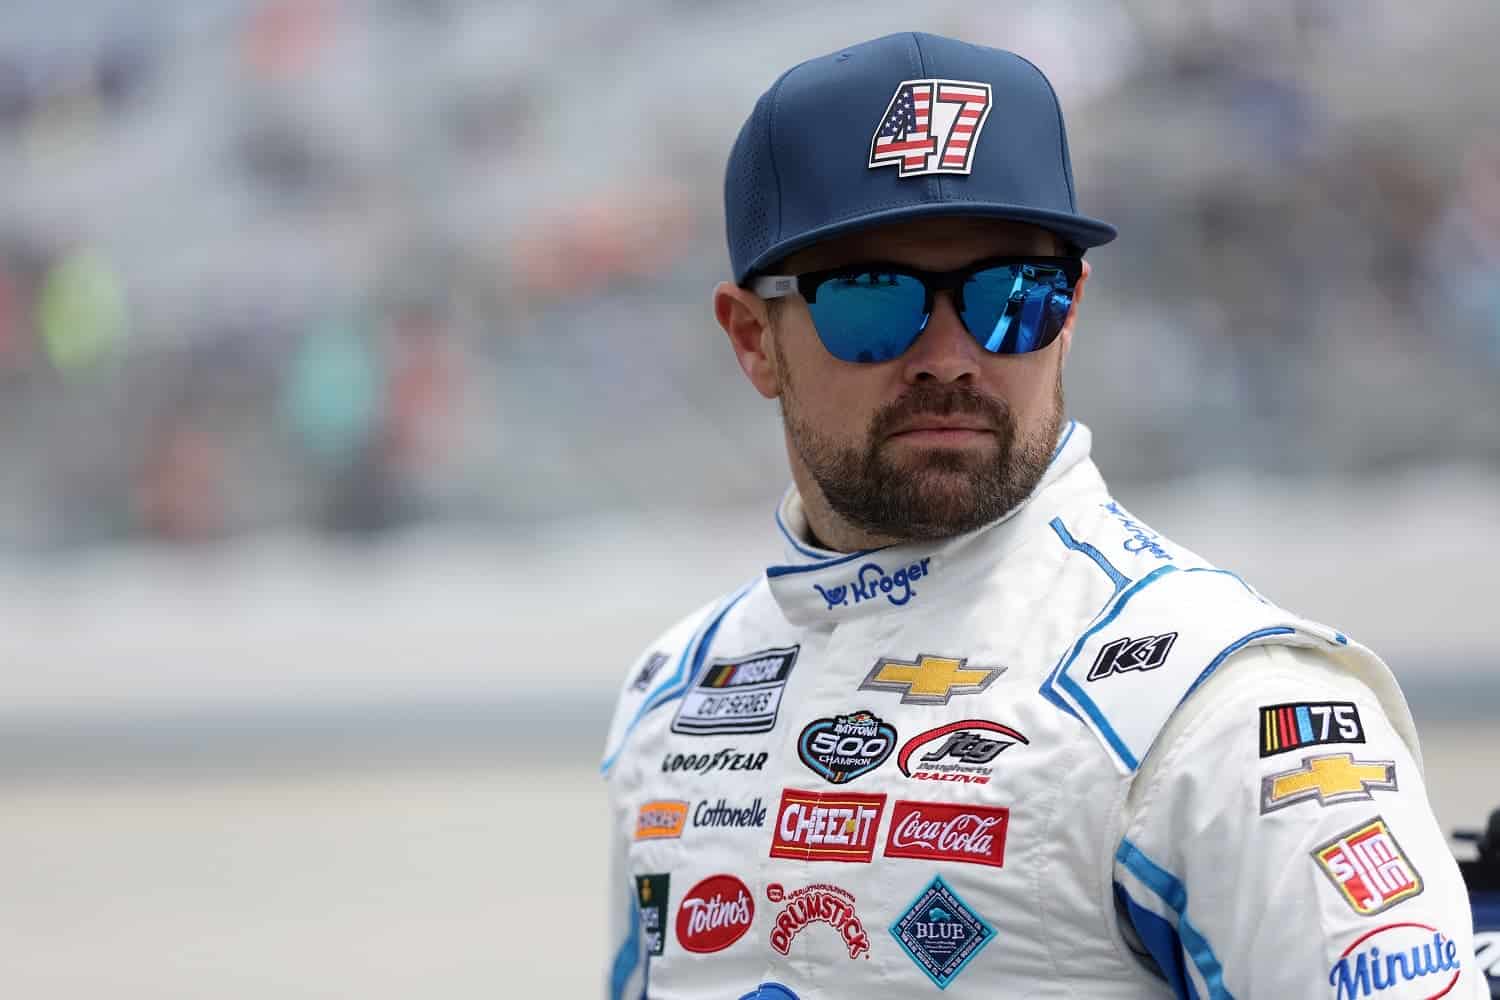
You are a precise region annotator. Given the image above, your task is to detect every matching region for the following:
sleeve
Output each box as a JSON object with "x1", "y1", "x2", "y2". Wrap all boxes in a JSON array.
[
  {"x1": 605, "y1": 803, "x2": 647, "y2": 1000},
  {"x1": 1113, "y1": 643, "x2": 1488, "y2": 1000}
]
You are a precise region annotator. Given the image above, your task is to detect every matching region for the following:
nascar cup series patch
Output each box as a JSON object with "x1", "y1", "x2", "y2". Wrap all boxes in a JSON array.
[{"x1": 671, "y1": 646, "x2": 799, "y2": 736}]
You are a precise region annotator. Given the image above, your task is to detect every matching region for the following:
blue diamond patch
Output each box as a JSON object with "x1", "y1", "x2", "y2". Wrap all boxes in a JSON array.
[{"x1": 890, "y1": 875, "x2": 995, "y2": 989}]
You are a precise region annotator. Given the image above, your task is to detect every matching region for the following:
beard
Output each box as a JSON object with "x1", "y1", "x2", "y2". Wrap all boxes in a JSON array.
[{"x1": 781, "y1": 373, "x2": 1063, "y2": 543}]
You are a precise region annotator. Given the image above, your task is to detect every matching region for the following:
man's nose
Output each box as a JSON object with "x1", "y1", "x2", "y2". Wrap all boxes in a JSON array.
[{"x1": 900, "y1": 290, "x2": 982, "y2": 384}]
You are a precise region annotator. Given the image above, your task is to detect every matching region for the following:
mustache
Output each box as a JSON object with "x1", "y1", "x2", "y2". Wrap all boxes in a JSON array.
[{"x1": 871, "y1": 384, "x2": 1010, "y2": 438}]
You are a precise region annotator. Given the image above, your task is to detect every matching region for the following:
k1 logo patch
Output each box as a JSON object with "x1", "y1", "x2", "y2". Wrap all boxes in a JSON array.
[
  {"x1": 1313, "y1": 816, "x2": 1423, "y2": 916},
  {"x1": 636, "y1": 874, "x2": 669, "y2": 956},
  {"x1": 1261, "y1": 701, "x2": 1366, "y2": 758},
  {"x1": 1261, "y1": 753, "x2": 1398, "y2": 815},
  {"x1": 890, "y1": 875, "x2": 995, "y2": 988},
  {"x1": 1085, "y1": 632, "x2": 1177, "y2": 680},
  {"x1": 797, "y1": 710, "x2": 897, "y2": 784},
  {"x1": 672, "y1": 646, "x2": 799, "y2": 736}
]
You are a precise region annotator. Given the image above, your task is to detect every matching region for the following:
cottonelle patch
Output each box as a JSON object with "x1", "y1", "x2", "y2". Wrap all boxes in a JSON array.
[{"x1": 676, "y1": 874, "x2": 755, "y2": 954}]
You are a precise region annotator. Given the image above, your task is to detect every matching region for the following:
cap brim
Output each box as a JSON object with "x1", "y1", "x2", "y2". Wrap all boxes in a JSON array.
[{"x1": 738, "y1": 202, "x2": 1117, "y2": 284}]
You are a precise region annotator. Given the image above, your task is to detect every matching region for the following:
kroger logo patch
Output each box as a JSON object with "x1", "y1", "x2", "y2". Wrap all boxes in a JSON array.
[
  {"x1": 813, "y1": 558, "x2": 932, "y2": 610},
  {"x1": 1328, "y1": 923, "x2": 1462, "y2": 1000},
  {"x1": 1101, "y1": 501, "x2": 1171, "y2": 560},
  {"x1": 672, "y1": 646, "x2": 799, "y2": 736},
  {"x1": 891, "y1": 875, "x2": 995, "y2": 988}
]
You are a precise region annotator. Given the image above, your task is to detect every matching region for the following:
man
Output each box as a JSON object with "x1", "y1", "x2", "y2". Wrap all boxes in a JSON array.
[{"x1": 602, "y1": 31, "x2": 1484, "y2": 999}]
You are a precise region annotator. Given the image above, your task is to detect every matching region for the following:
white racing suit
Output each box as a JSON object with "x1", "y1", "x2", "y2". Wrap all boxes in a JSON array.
[{"x1": 601, "y1": 422, "x2": 1484, "y2": 999}]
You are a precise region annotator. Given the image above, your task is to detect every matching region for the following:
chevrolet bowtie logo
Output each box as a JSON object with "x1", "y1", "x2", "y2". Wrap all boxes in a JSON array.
[
  {"x1": 859, "y1": 654, "x2": 1005, "y2": 706},
  {"x1": 1260, "y1": 753, "x2": 1398, "y2": 815}
]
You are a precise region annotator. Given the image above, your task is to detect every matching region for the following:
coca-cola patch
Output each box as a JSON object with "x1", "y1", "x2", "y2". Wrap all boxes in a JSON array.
[
  {"x1": 765, "y1": 881, "x2": 871, "y2": 960},
  {"x1": 883, "y1": 801, "x2": 1009, "y2": 868},
  {"x1": 890, "y1": 875, "x2": 995, "y2": 988},
  {"x1": 676, "y1": 874, "x2": 755, "y2": 954}
]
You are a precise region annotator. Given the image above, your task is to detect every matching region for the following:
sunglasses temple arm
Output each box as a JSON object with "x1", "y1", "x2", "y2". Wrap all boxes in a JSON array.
[{"x1": 982, "y1": 272, "x2": 1027, "y2": 351}]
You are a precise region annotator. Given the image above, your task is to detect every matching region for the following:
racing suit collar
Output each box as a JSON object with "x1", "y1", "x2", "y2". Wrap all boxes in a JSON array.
[{"x1": 767, "y1": 419, "x2": 1095, "y2": 626}]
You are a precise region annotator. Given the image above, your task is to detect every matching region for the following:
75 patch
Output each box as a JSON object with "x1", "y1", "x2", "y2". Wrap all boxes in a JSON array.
[
  {"x1": 1313, "y1": 816, "x2": 1423, "y2": 916},
  {"x1": 1260, "y1": 701, "x2": 1365, "y2": 758}
]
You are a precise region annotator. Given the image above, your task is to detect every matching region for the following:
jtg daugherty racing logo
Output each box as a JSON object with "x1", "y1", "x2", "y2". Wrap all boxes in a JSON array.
[
  {"x1": 766, "y1": 882, "x2": 871, "y2": 959},
  {"x1": 813, "y1": 558, "x2": 932, "y2": 610}
]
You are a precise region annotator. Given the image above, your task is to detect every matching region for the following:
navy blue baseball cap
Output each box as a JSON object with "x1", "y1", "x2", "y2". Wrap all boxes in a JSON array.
[{"x1": 725, "y1": 32, "x2": 1117, "y2": 285}]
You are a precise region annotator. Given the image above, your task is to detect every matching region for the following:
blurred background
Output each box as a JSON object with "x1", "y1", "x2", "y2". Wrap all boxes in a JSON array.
[{"x1": 1, "y1": 0, "x2": 1497, "y2": 996}]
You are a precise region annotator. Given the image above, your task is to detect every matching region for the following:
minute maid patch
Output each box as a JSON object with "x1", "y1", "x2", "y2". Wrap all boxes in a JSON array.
[
  {"x1": 1260, "y1": 701, "x2": 1365, "y2": 758},
  {"x1": 890, "y1": 875, "x2": 995, "y2": 988},
  {"x1": 671, "y1": 646, "x2": 799, "y2": 736}
]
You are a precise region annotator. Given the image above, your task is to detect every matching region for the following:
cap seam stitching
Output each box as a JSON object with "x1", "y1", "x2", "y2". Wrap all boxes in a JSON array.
[
  {"x1": 907, "y1": 32, "x2": 944, "y2": 205},
  {"x1": 764, "y1": 69, "x2": 793, "y2": 254},
  {"x1": 1008, "y1": 51, "x2": 1076, "y2": 210}
]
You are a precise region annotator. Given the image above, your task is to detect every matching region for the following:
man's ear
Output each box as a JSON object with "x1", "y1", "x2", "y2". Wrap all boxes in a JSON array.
[
  {"x1": 713, "y1": 281, "x2": 780, "y2": 399},
  {"x1": 1055, "y1": 258, "x2": 1090, "y2": 366}
]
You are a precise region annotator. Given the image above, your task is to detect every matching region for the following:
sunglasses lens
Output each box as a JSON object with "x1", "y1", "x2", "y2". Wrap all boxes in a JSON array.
[
  {"x1": 962, "y1": 263, "x2": 1074, "y2": 355},
  {"x1": 807, "y1": 272, "x2": 927, "y2": 363}
]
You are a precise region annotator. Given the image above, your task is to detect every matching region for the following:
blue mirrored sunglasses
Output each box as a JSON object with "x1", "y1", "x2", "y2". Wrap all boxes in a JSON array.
[{"x1": 751, "y1": 256, "x2": 1082, "y2": 364}]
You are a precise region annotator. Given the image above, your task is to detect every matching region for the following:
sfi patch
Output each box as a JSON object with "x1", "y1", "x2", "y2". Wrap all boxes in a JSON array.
[
  {"x1": 1260, "y1": 701, "x2": 1366, "y2": 758},
  {"x1": 671, "y1": 646, "x2": 799, "y2": 736},
  {"x1": 797, "y1": 710, "x2": 897, "y2": 784},
  {"x1": 890, "y1": 875, "x2": 995, "y2": 988},
  {"x1": 1313, "y1": 816, "x2": 1423, "y2": 916},
  {"x1": 636, "y1": 874, "x2": 669, "y2": 956}
]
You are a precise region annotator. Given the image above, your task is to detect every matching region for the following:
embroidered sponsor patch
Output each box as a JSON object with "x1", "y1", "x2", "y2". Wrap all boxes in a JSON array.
[
  {"x1": 693, "y1": 797, "x2": 767, "y2": 830},
  {"x1": 1313, "y1": 817, "x2": 1423, "y2": 916},
  {"x1": 671, "y1": 646, "x2": 799, "y2": 736},
  {"x1": 630, "y1": 651, "x2": 670, "y2": 692},
  {"x1": 770, "y1": 788, "x2": 887, "y2": 863},
  {"x1": 1261, "y1": 753, "x2": 1398, "y2": 815},
  {"x1": 766, "y1": 881, "x2": 871, "y2": 959},
  {"x1": 859, "y1": 654, "x2": 1004, "y2": 706},
  {"x1": 1085, "y1": 632, "x2": 1177, "y2": 681},
  {"x1": 883, "y1": 801, "x2": 1009, "y2": 869},
  {"x1": 636, "y1": 874, "x2": 669, "y2": 956},
  {"x1": 896, "y1": 720, "x2": 1028, "y2": 784},
  {"x1": 812, "y1": 558, "x2": 932, "y2": 610},
  {"x1": 659, "y1": 749, "x2": 768, "y2": 775},
  {"x1": 869, "y1": 79, "x2": 992, "y2": 177},
  {"x1": 634, "y1": 800, "x2": 689, "y2": 841},
  {"x1": 739, "y1": 985, "x2": 799, "y2": 1000},
  {"x1": 1327, "y1": 923, "x2": 1462, "y2": 999},
  {"x1": 1101, "y1": 501, "x2": 1172, "y2": 560},
  {"x1": 1261, "y1": 701, "x2": 1366, "y2": 758},
  {"x1": 890, "y1": 875, "x2": 995, "y2": 988},
  {"x1": 676, "y1": 874, "x2": 755, "y2": 954},
  {"x1": 797, "y1": 710, "x2": 897, "y2": 784}
]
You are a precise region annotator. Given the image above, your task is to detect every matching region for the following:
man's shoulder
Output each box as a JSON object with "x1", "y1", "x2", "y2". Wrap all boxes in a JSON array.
[{"x1": 600, "y1": 578, "x2": 772, "y2": 775}]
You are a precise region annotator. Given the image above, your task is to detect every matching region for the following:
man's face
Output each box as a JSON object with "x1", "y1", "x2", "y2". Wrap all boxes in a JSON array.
[{"x1": 763, "y1": 217, "x2": 1082, "y2": 543}]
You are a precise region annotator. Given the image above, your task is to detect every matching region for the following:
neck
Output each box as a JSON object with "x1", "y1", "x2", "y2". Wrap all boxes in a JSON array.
[{"x1": 787, "y1": 456, "x2": 905, "y2": 554}]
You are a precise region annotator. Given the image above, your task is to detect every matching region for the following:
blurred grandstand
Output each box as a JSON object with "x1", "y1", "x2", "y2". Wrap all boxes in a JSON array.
[{"x1": 0, "y1": 3, "x2": 1497, "y2": 996}]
